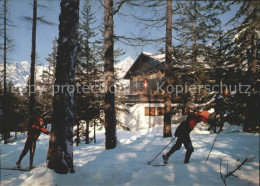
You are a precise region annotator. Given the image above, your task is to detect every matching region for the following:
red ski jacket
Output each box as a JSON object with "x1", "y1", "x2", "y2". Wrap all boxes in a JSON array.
[
  {"x1": 174, "y1": 111, "x2": 209, "y2": 137},
  {"x1": 27, "y1": 124, "x2": 50, "y2": 140}
]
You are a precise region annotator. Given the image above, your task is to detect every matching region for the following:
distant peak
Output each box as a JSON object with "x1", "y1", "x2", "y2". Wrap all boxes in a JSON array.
[
  {"x1": 124, "y1": 56, "x2": 134, "y2": 61},
  {"x1": 121, "y1": 56, "x2": 134, "y2": 63}
]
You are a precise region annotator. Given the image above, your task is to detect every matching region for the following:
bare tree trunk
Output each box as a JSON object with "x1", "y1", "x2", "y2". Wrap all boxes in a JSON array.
[
  {"x1": 47, "y1": 0, "x2": 79, "y2": 174},
  {"x1": 163, "y1": 0, "x2": 173, "y2": 138},
  {"x1": 76, "y1": 119, "x2": 80, "y2": 146},
  {"x1": 85, "y1": 120, "x2": 89, "y2": 144},
  {"x1": 28, "y1": 0, "x2": 37, "y2": 128},
  {"x1": 244, "y1": 19, "x2": 258, "y2": 132},
  {"x1": 85, "y1": 17, "x2": 90, "y2": 144},
  {"x1": 192, "y1": 0, "x2": 197, "y2": 63},
  {"x1": 104, "y1": 0, "x2": 117, "y2": 149},
  {"x1": 94, "y1": 118, "x2": 96, "y2": 143}
]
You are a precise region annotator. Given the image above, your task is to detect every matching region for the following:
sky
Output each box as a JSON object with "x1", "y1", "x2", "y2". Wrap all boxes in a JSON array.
[{"x1": 3, "y1": 0, "x2": 239, "y2": 65}]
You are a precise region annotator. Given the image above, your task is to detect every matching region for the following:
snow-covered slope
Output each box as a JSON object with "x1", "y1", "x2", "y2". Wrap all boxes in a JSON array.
[
  {"x1": 115, "y1": 57, "x2": 134, "y2": 79},
  {"x1": 0, "y1": 124, "x2": 259, "y2": 185},
  {"x1": 115, "y1": 57, "x2": 134, "y2": 95}
]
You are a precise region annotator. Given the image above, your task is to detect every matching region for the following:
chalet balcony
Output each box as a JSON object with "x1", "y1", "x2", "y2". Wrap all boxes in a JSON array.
[{"x1": 124, "y1": 94, "x2": 165, "y2": 103}]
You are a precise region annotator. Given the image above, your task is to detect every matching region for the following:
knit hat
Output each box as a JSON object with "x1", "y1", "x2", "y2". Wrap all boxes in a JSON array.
[
  {"x1": 37, "y1": 117, "x2": 43, "y2": 122},
  {"x1": 199, "y1": 110, "x2": 209, "y2": 119}
]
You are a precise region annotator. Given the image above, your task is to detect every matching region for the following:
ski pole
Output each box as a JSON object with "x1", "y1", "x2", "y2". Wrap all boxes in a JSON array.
[
  {"x1": 206, "y1": 131, "x2": 220, "y2": 162},
  {"x1": 148, "y1": 137, "x2": 176, "y2": 165}
]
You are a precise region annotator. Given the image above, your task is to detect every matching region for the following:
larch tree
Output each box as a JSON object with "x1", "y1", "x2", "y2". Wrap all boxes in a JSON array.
[
  {"x1": 163, "y1": 0, "x2": 173, "y2": 138},
  {"x1": 23, "y1": 0, "x2": 54, "y2": 128},
  {"x1": 47, "y1": 0, "x2": 79, "y2": 174},
  {"x1": 117, "y1": 0, "x2": 174, "y2": 137},
  {"x1": 104, "y1": 0, "x2": 117, "y2": 149},
  {"x1": 103, "y1": 0, "x2": 128, "y2": 149},
  {"x1": 28, "y1": 0, "x2": 37, "y2": 128},
  {"x1": 2, "y1": 0, "x2": 8, "y2": 143},
  {"x1": 1, "y1": 0, "x2": 14, "y2": 143}
]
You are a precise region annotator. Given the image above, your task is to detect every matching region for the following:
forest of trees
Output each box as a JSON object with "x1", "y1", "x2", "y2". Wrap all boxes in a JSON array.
[{"x1": 0, "y1": 0, "x2": 259, "y2": 174}]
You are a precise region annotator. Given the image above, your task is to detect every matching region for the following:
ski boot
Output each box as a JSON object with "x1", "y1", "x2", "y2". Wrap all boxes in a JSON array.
[
  {"x1": 162, "y1": 155, "x2": 168, "y2": 164},
  {"x1": 184, "y1": 151, "x2": 192, "y2": 164},
  {"x1": 16, "y1": 161, "x2": 21, "y2": 168}
]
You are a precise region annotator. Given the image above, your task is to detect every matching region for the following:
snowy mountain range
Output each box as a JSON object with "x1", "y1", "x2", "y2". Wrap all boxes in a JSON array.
[
  {"x1": 0, "y1": 57, "x2": 135, "y2": 89},
  {"x1": 0, "y1": 61, "x2": 49, "y2": 88},
  {"x1": 0, "y1": 61, "x2": 30, "y2": 87}
]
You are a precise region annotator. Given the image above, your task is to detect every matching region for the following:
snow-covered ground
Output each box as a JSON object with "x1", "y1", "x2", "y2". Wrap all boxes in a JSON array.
[{"x1": 1, "y1": 124, "x2": 259, "y2": 186}]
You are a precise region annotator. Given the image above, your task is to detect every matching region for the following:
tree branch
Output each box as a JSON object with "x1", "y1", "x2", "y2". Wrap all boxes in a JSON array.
[
  {"x1": 113, "y1": 0, "x2": 129, "y2": 15},
  {"x1": 220, "y1": 156, "x2": 256, "y2": 186},
  {"x1": 225, "y1": 156, "x2": 255, "y2": 178},
  {"x1": 220, "y1": 158, "x2": 227, "y2": 186}
]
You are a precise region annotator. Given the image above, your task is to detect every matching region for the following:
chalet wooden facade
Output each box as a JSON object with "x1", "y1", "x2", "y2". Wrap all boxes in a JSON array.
[{"x1": 124, "y1": 52, "x2": 165, "y2": 97}]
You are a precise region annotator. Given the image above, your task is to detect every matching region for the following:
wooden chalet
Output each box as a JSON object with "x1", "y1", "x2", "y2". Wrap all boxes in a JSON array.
[
  {"x1": 119, "y1": 52, "x2": 212, "y2": 131},
  {"x1": 118, "y1": 52, "x2": 186, "y2": 130}
]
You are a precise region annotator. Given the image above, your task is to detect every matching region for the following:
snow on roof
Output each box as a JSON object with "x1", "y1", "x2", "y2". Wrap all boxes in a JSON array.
[{"x1": 142, "y1": 52, "x2": 165, "y2": 63}]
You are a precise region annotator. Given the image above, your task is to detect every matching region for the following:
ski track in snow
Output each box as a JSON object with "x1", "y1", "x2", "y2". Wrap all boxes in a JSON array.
[{"x1": 0, "y1": 124, "x2": 259, "y2": 186}]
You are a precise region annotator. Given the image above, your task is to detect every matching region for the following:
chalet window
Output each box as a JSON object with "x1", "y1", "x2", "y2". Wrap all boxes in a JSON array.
[
  {"x1": 137, "y1": 75, "x2": 142, "y2": 81},
  {"x1": 148, "y1": 73, "x2": 156, "y2": 79},
  {"x1": 152, "y1": 89, "x2": 157, "y2": 95},
  {"x1": 145, "y1": 107, "x2": 149, "y2": 116},
  {"x1": 157, "y1": 107, "x2": 165, "y2": 116},
  {"x1": 145, "y1": 107, "x2": 155, "y2": 116}
]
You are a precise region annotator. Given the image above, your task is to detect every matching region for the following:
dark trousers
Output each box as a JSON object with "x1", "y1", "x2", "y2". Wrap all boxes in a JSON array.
[
  {"x1": 17, "y1": 138, "x2": 36, "y2": 166},
  {"x1": 166, "y1": 134, "x2": 194, "y2": 158}
]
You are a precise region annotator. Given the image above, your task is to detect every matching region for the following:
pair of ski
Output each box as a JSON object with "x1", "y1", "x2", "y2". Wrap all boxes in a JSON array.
[
  {"x1": 0, "y1": 167, "x2": 34, "y2": 171},
  {"x1": 150, "y1": 163, "x2": 167, "y2": 166}
]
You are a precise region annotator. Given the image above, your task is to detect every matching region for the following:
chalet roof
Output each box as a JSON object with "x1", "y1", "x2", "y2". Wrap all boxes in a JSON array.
[
  {"x1": 123, "y1": 52, "x2": 211, "y2": 79},
  {"x1": 142, "y1": 52, "x2": 165, "y2": 63},
  {"x1": 124, "y1": 52, "x2": 166, "y2": 79}
]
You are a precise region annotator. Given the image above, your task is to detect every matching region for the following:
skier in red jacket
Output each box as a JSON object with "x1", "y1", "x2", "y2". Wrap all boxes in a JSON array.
[
  {"x1": 163, "y1": 110, "x2": 210, "y2": 164},
  {"x1": 16, "y1": 117, "x2": 50, "y2": 169}
]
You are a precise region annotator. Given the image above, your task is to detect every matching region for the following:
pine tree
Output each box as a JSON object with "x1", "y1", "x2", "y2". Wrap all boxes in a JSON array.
[
  {"x1": 175, "y1": 1, "x2": 224, "y2": 63},
  {"x1": 36, "y1": 38, "x2": 57, "y2": 124},
  {"x1": 0, "y1": 82, "x2": 28, "y2": 133},
  {"x1": 76, "y1": 0, "x2": 101, "y2": 145},
  {"x1": 45, "y1": 38, "x2": 57, "y2": 85},
  {"x1": 47, "y1": 0, "x2": 79, "y2": 174},
  {"x1": 224, "y1": 1, "x2": 260, "y2": 132},
  {"x1": 173, "y1": 0, "x2": 226, "y2": 109}
]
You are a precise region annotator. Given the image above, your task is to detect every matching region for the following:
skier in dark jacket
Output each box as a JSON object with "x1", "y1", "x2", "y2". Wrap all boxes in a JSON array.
[
  {"x1": 16, "y1": 117, "x2": 50, "y2": 169},
  {"x1": 162, "y1": 110, "x2": 210, "y2": 164}
]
